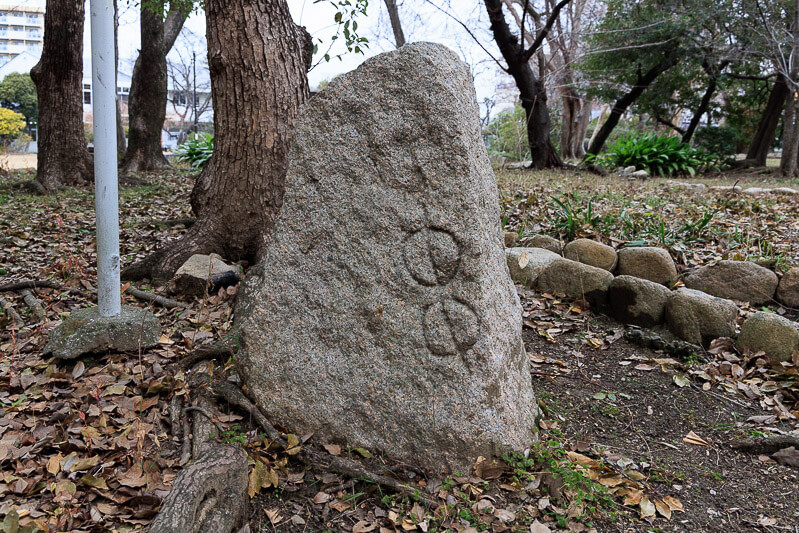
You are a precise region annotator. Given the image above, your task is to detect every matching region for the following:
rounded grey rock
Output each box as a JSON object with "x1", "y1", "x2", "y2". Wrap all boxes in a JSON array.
[
  {"x1": 563, "y1": 238, "x2": 617, "y2": 272},
  {"x1": 684, "y1": 260, "x2": 778, "y2": 305},
  {"x1": 608, "y1": 275, "x2": 671, "y2": 328},
  {"x1": 736, "y1": 311, "x2": 799, "y2": 363},
  {"x1": 616, "y1": 247, "x2": 677, "y2": 285},
  {"x1": 776, "y1": 268, "x2": 799, "y2": 308},
  {"x1": 505, "y1": 247, "x2": 561, "y2": 287},
  {"x1": 665, "y1": 288, "x2": 738, "y2": 346},
  {"x1": 523, "y1": 234, "x2": 562, "y2": 254},
  {"x1": 536, "y1": 257, "x2": 614, "y2": 308}
]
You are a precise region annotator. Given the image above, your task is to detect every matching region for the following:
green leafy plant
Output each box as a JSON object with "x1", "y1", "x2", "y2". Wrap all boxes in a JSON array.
[
  {"x1": 693, "y1": 126, "x2": 738, "y2": 162},
  {"x1": 175, "y1": 133, "x2": 213, "y2": 169},
  {"x1": 590, "y1": 133, "x2": 716, "y2": 176},
  {"x1": 549, "y1": 195, "x2": 601, "y2": 239}
]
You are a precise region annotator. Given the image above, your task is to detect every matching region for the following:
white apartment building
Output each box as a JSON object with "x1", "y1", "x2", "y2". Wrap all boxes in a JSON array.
[{"x1": 0, "y1": 3, "x2": 43, "y2": 66}]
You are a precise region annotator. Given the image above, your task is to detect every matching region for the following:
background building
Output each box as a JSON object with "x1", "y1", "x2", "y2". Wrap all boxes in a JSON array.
[{"x1": 0, "y1": 2, "x2": 43, "y2": 66}]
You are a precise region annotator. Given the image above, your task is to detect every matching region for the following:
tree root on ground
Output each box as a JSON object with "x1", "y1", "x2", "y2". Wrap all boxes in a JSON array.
[
  {"x1": 730, "y1": 435, "x2": 799, "y2": 455},
  {"x1": 125, "y1": 286, "x2": 188, "y2": 309},
  {"x1": 148, "y1": 444, "x2": 249, "y2": 533},
  {"x1": 19, "y1": 289, "x2": 45, "y2": 322},
  {"x1": 209, "y1": 380, "x2": 438, "y2": 507},
  {"x1": 0, "y1": 295, "x2": 22, "y2": 327}
]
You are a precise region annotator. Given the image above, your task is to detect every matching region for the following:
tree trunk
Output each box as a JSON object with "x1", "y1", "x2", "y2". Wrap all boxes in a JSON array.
[
  {"x1": 484, "y1": 0, "x2": 562, "y2": 169},
  {"x1": 30, "y1": 0, "x2": 92, "y2": 193},
  {"x1": 559, "y1": 85, "x2": 587, "y2": 159},
  {"x1": 383, "y1": 0, "x2": 406, "y2": 48},
  {"x1": 780, "y1": 92, "x2": 799, "y2": 177},
  {"x1": 122, "y1": 0, "x2": 311, "y2": 282},
  {"x1": 114, "y1": 0, "x2": 126, "y2": 156},
  {"x1": 121, "y1": 2, "x2": 188, "y2": 174},
  {"x1": 747, "y1": 75, "x2": 787, "y2": 166},
  {"x1": 586, "y1": 55, "x2": 679, "y2": 156}
]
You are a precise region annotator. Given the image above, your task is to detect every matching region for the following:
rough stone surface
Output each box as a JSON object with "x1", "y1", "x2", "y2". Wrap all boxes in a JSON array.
[
  {"x1": 44, "y1": 306, "x2": 161, "y2": 360},
  {"x1": 563, "y1": 238, "x2": 617, "y2": 271},
  {"x1": 607, "y1": 275, "x2": 671, "y2": 327},
  {"x1": 616, "y1": 247, "x2": 677, "y2": 285},
  {"x1": 172, "y1": 254, "x2": 240, "y2": 297},
  {"x1": 684, "y1": 260, "x2": 778, "y2": 305},
  {"x1": 524, "y1": 234, "x2": 562, "y2": 254},
  {"x1": 504, "y1": 231, "x2": 518, "y2": 248},
  {"x1": 236, "y1": 43, "x2": 537, "y2": 472},
  {"x1": 506, "y1": 247, "x2": 561, "y2": 286},
  {"x1": 665, "y1": 288, "x2": 738, "y2": 345},
  {"x1": 776, "y1": 268, "x2": 799, "y2": 308},
  {"x1": 631, "y1": 169, "x2": 649, "y2": 178},
  {"x1": 536, "y1": 258, "x2": 614, "y2": 308},
  {"x1": 736, "y1": 312, "x2": 799, "y2": 363}
]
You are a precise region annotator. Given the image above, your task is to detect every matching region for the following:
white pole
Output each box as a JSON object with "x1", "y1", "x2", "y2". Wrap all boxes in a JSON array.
[{"x1": 90, "y1": 0, "x2": 121, "y2": 317}]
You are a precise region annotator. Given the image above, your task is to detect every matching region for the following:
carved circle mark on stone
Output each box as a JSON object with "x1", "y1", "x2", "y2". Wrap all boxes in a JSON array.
[
  {"x1": 402, "y1": 228, "x2": 461, "y2": 286},
  {"x1": 423, "y1": 298, "x2": 480, "y2": 356}
]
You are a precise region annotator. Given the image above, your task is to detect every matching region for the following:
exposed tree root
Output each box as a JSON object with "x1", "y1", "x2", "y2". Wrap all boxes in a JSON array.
[
  {"x1": 19, "y1": 289, "x2": 45, "y2": 322},
  {"x1": 148, "y1": 444, "x2": 249, "y2": 533},
  {"x1": 125, "y1": 286, "x2": 188, "y2": 309},
  {"x1": 730, "y1": 435, "x2": 799, "y2": 455},
  {"x1": 177, "y1": 338, "x2": 236, "y2": 370},
  {"x1": 0, "y1": 280, "x2": 61, "y2": 292},
  {"x1": 209, "y1": 380, "x2": 438, "y2": 507},
  {"x1": 0, "y1": 295, "x2": 22, "y2": 327}
]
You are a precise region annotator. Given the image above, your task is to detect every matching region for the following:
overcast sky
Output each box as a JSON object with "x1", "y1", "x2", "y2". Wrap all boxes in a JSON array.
[{"x1": 15, "y1": 0, "x2": 508, "y2": 109}]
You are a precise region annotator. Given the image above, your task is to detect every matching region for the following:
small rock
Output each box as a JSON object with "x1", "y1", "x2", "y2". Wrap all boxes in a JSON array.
[
  {"x1": 506, "y1": 247, "x2": 561, "y2": 287},
  {"x1": 620, "y1": 165, "x2": 636, "y2": 175},
  {"x1": 773, "y1": 187, "x2": 799, "y2": 195},
  {"x1": 616, "y1": 247, "x2": 677, "y2": 284},
  {"x1": 777, "y1": 268, "x2": 799, "y2": 308},
  {"x1": 172, "y1": 254, "x2": 240, "y2": 297},
  {"x1": 665, "y1": 288, "x2": 738, "y2": 345},
  {"x1": 562, "y1": 238, "x2": 617, "y2": 272},
  {"x1": 503, "y1": 231, "x2": 518, "y2": 248},
  {"x1": 631, "y1": 169, "x2": 649, "y2": 178},
  {"x1": 44, "y1": 306, "x2": 161, "y2": 360},
  {"x1": 684, "y1": 260, "x2": 778, "y2": 305},
  {"x1": 523, "y1": 234, "x2": 562, "y2": 254},
  {"x1": 536, "y1": 258, "x2": 614, "y2": 308},
  {"x1": 505, "y1": 160, "x2": 531, "y2": 170},
  {"x1": 666, "y1": 180, "x2": 707, "y2": 193},
  {"x1": 608, "y1": 275, "x2": 671, "y2": 327},
  {"x1": 736, "y1": 311, "x2": 799, "y2": 363}
]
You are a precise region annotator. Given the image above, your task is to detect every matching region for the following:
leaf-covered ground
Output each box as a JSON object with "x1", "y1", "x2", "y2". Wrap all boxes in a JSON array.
[{"x1": 0, "y1": 167, "x2": 797, "y2": 532}]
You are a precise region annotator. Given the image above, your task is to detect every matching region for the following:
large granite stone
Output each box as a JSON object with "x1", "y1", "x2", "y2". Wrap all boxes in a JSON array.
[
  {"x1": 736, "y1": 312, "x2": 799, "y2": 363},
  {"x1": 236, "y1": 43, "x2": 538, "y2": 472},
  {"x1": 506, "y1": 247, "x2": 561, "y2": 286},
  {"x1": 44, "y1": 306, "x2": 161, "y2": 360},
  {"x1": 607, "y1": 275, "x2": 671, "y2": 327},
  {"x1": 563, "y1": 238, "x2": 617, "y2": 272},
  {"x1": 776, "y1": 268, "x2": 799, "y2": 308},
  {"x1": 536, "y1": 258, "x2": 614, "y2": 309},
  {"x1": 616, "y1": 247, "x2": 677, "y2": 285}
]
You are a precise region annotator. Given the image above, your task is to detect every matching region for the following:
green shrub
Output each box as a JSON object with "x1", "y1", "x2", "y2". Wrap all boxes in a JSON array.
[
  {"x1": 485, "y1": 104, "x2": 531, "y2": 162},
  {"x1": 693, "y1": 126, "x2": 738, "y2": 159},
  {"x1": 592, "y1": 133, "x2": 716, "y2": 176},
  {"x1": 175, "y1": 133, "x2": 213, "y2": 169}
]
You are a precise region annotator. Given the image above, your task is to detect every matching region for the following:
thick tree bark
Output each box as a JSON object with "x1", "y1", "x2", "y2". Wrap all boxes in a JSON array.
[
  {"x1": 559, "y1": 86, "x2": 588, "y2": 159},
  {"x1": 586, "y1": 54, "x2": 679, "y2": 156},
  {"x1": 123, "y1": 0, "x2": 310, "y2": 282},
  {"x1": 384, "y1": 0, "x2": 406, "y2": 47},
  {"x1": 30, "y1": 0, "x2": 92, "y2": 193},
  {"x1": 484, "y1": 0, "x2": 563, "y2": 169},
  {"x1": 747, "y1": 75, "x2": 787, "y2": 166},
  {"x1": 121, "y1": 2, "x2": 188, "y2": 174}
]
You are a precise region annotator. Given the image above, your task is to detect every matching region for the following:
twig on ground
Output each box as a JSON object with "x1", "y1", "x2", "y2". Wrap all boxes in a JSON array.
[
  {"x1": 183, "y1": 406, "x2": 226, "y2": 433},
  {"x1": 125, "y1": 286, "x2": 188, "y2": 309},
  {"x1": 19, "y1": 289, "x2": 45, "y2": 322},
  {"x1": 530, "y1": 370, "x2": 602, "y2": 387},
  {"x1": 178, "y1": 338, "x2": 236, "y2": 370}
]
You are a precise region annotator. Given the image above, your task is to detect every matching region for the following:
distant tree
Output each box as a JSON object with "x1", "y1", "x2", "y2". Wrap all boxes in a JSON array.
[
  {"x1": 483, "y1": 0, "x2": 571, "y2": 169},
  {"x1": 0, "y1": 73, "x2": 37, "y2": 125},
  {"x1": 30, "y1": 0, "x2": 92, "y2": 193},
  {"x1": 0, "y1": 108, "x2": 26, "y2": 145},
  {"x1": 121, "y1": 0, "x2": 191, "y2": 174}
]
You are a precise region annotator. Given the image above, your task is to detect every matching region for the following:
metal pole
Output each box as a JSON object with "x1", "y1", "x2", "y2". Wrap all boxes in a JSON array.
[{"x1": 90, "y1": 0, "x2": 121, "y2": 317}]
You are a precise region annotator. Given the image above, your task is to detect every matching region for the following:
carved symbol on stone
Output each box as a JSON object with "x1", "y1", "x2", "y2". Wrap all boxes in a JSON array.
[
  {"x1": 402, "y1": 228, "x2": 461, "y2": 286},
  {"x1": 423, "y1": 298, "x2": 480, "y2": 356}
]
